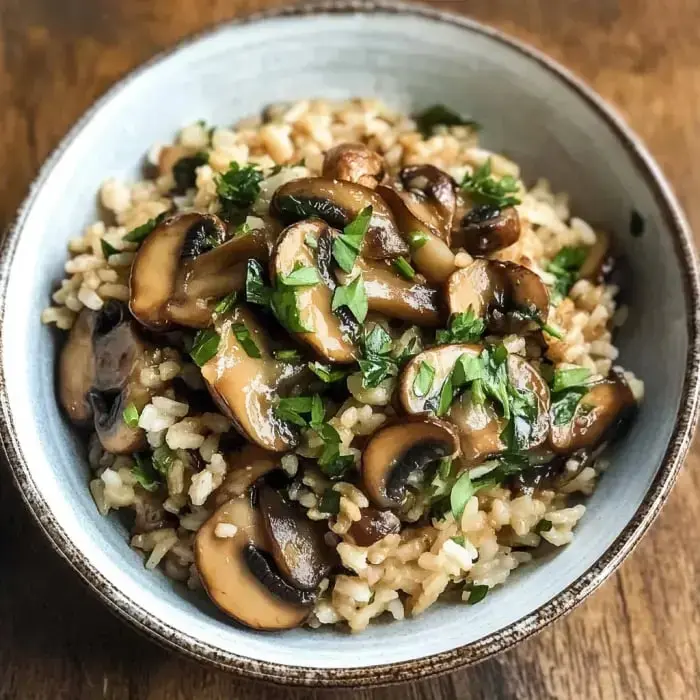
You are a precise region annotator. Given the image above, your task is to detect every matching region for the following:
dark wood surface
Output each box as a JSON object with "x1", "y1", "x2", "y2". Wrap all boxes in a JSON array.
[{"x1": 1, "y1": 1, "x2": 699, "y2": 698}]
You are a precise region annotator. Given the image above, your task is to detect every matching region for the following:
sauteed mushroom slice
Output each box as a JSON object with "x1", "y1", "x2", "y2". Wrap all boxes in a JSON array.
[
  {"x1": 270, "y1": 177, "x2": 408, "y2": 260},
  {"x1": 322, "y1": 143, "x2": 385, "y2": 189},
  {"x1": 550, "y1": 372, "x2": 636, "y2": 454},
  {"x1": 259, "y1": 486, "x2": 337, "y2": 590},
  {"x1": 377, "y1": 185, "x2": 456, "y2": 284},
  {"x1": 455, "y1": 204, "x2": 521, "y2": 255},
  {"x1": 210, "y1": 445, "x2": 279, "y2": 507},
  {"x1": 505, "y1": 354, "x2": 551, "y2": 450},
  {"x1": 130, "y1": 212, "x2": 269, "y2": 329},
  {"x1": 399, "y1": 165, "x2": 457, "y2": 237},
  {"x1": 362, "y1": 417, "x2": 459, "y2": 509},
  {"x1": 448, "y1": 393, "x2": 507, "y2": 465},
  {"x1": 347, "y1": 507, "x2": 401, "y2": 546},
  {"x1": 272, "y1": 220, "x2": 357, "y2": 363},
  {"x1": 200, "y1": 306, "x2": 307, "y2": 452},
  {"x1": 195, "y1": 497, "x2": 312, "y2": 630},
  {"x1": 578, "y1": 230, "x2": 611, "y2": 280}
]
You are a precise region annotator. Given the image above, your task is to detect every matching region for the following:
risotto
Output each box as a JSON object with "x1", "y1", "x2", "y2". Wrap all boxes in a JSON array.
[{"x1": 44, "y1": 99, "x2": 643, "y2": 632}]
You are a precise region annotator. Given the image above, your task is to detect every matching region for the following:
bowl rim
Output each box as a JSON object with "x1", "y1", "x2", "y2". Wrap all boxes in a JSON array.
[{"x1": 1, "y1": 0, "x2": 699, "y2": 688}]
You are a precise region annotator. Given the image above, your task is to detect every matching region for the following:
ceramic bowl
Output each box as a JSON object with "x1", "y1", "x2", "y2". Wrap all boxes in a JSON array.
[{"x1": 1, "y1": 0, "x2": 698, "y2": 687}]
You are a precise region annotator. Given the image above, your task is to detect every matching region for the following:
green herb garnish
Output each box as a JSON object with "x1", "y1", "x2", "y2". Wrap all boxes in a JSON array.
[
  {"x1": 331, "y1": 275, "x2": 368, "y2": 323},
  {"x1": 173, "y1": 153, "x2": 208, "y2": 193},
  {"x1": 466, "y1": 584, "x2": 489, "y2": 605},
  {"x1": 274, "y1": 349, "x2": 302, "y2": 362},
  {"x1": 271, "y1": 284, "x2": 313, "y2": 333},
  {"x1": 123, "y1": 403, "x2": 140, "y2": 428},
  {"x1": 214, "y1": 291, "x2": 238, "y2": 315},
  {"x1": 535, "y1": 519, "x2": 553, "y2": 533},
  {"x1": 278, "y1": 266, "x2": 321, "y2": 287},
  {"x1": 461, "y1": 160, "x2": 520, "y2": 208},
  {"x1": 332, "y1": 206, "x2": 372, "y2": 273},
  {"x1": 309, "y1": 361, "x2": 349, "y2": 383},
  {"x1": 436, "y1": 309, "x2": 486, "y2": 345},
  {"x1": 274, "y1": 396, "x2": 316, "y2": 427},
  {"x1": 152, "y1": 445, "x2": 175, "y2": 475},
  {"x1": 392, "y1": 256, "x2": 416, "y2": 280},
  {"x1": 546, "y1": 246, "x2": 588, "y2": 302},
  {"x1": 216, "y1": 162, "x2": 263, "y2": 221},
  {"x1": 245, "y1": 259, "x2": 272, "y2": 306},
  {"x1": 358, "y1": 325, "x2": 398, "y2": 388},
  {"x1": 318, "y1": 488, "x2": 341, "y2": 515},
  {"x1": 231, "y1": 323, "x2": 261, "y2": 358},
  {"x1": 101, "y1": 239, "x2": 119, "y2": 259},
  {"x1": 451, "y1": 353, "x2": 483, "y2": 389},
  {"x1": 408, "y1": 231, "x2": 430, "y2": 250},
  {"x1": 413, "y1": 361, "x2": 436, "y2": 397},
  {"x1": 436, "y1": 377, "x2": 454, "y2": 417},
  {"x1": 414, "y1": 104, "x2": 480, "y2": 136},
  {"x1": 450, "y1": 471, "x2": 476, "y2": 521},
  {"x1": 551, "y1": 367, "x2": 591, "y2": 393},
  {"x1": 549, "y1": 366, "x2": 591, "y2": 426},
  {"x1": 190, "y1": 329, "x2": 220, "y2": 367},
  {"x1": 124, "y1": 216, "x2": 160, "y2": 244},
  {"x1": 131, "y1": 454, "x2": 160, "y2": 492}
]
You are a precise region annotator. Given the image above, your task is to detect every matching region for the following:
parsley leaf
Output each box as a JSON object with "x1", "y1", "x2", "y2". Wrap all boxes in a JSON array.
[
  {"x1": 309, "y1": 361, "x2": 349, "y2": 383},
  {"x1": 213, "y1": 291, "x2": 238, "y2": 315},
  {"x1": 101, "y1": 239, "x2": 119, "y2": 259},
  {"x1": 358, "y1": 325, "x2": 398, "y2": 388},
  {"x1": 216, "y1": 162, "x2": 263, "y2": 221},
  {"x1": 332, "y1": 206, "x2": 372, "y2": 273},
  {"x1": 190, "y1": 329, "x2": 220, "y2": 367},
  {"x1": 271, "y1": 284, "x2": 312, "y2": 333},
  {"x1": 466, "y1": 584, "x2": 489, "y2": 605},
  {"x1": 173, "y1": 153, "x2": 208, "y2": 194},
  {"x1": 437, "y1": 377, "x2": 455, "y2": 417},
  {"x1": 450, "y1": 471, "x2": 476, "y2": 520},
  {"x1": 451, "y1": 353, "x2": 483, "y2": 389},
  {"x1": 479, "y1": 345, "x2": 511, "y2": 419},
  {"x1": 461, "y1": 160, "x2": 521, "y2": 208},
  {"x1": 124, "y1": 216, "x2": 160, "y2": 244},
  {"x1": 131, "y1": 454, "x2": 160, "y2": 492},
  {"x1": 278, "y1": 266, "x2": 321, "y2": 287},
  {"x1": 413, "y1": 361, "x2": 436, "y2": 397},
  {"x1": 546, "y1": 246, "x2": 589, "y2": 302},
  {"x1": 408, "y1": 231, "x2": 430, "y2": 250},
  {"x1": 318, "y1": 488, "x2": 341, "y2": 515},
  {"x1": 152, "y1": 445, "x2": 175, "y2": 475},
  {"x1": 331, "y1": 275, "x2": 368, "y2": 323},
  {"x1": 274, "y1": 349, "x2": 302, "y2": 362},
  {"x1": 392, "y1": 256, "x2": 416, "y2": 280},
  {"x1": 123, "y1": 403, "x2": 140, "y2": 428},
  {"x1": 551, "y1": 367, "x2": 591, "y2": 393},
  {"x1": 274, "y1": 396, "x2": 316, "y2": 427},
  {"x1": 549, "y1": 366, "x2": 592, "y2": 426},
  {"x1": 414, "y1": 104, "x2": 480, "y2": 137},
  {"x1": 231, "y1": 323, "x2": 261, "y2": 358},
  {"x1": 245, "y1": 259, "x2": 272, "y2": 306},
  {"x1": 436, "y1": 310, "x2": 486, "y2": 345}
]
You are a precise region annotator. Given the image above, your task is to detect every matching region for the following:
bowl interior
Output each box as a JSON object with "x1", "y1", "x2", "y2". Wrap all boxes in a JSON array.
[{"x1": 1, "y1": 7, "x2": 693, "y2": 677}]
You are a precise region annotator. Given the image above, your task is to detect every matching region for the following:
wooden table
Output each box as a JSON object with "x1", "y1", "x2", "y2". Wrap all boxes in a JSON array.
[{"x1": 1, "y1": 1, "x2": 699, "y2": 698}]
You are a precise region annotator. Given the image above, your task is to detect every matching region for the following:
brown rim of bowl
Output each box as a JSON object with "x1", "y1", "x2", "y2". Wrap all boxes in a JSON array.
[{"x1": 0, "y1": 0, "x2": 698, "y2": 688}]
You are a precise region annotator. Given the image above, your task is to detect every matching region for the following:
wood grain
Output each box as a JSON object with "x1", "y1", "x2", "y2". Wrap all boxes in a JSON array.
[{"x1": 1, "y1": 1, "x2": 699, "y2": 698}]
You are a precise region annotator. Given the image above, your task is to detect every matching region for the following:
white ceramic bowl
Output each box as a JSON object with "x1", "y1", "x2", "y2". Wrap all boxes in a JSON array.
[{"x1": 1, "y1": 1, "x2": 699, "y2": 687}]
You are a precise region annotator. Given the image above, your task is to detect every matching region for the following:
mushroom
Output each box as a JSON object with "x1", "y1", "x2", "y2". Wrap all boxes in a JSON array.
[
  {"x1": 59, "y1": 302, "x2": 153, "y2": 454},
  {"x1": 346, "y1": 507, "x2": 401, "y2": 546},
  {"x1": 210, "y1": 445, "x2": 279, "y2": 507},
  {"x1": 129, "y1": 212, "x2": 269, "y2": 329},
  {"x1": 195, "y1": 496, "x2": 312, "y2": 630},
  {"x1": 259, "y1": 486, "x2": 337, "y2": 590},
  {"x1": 270, "y1": 177, "x2": 408, "y2": 260},
  {"x1": 454, "y1": 204, "x2": 521, "y2": 255},
  {"x1": 271, "y1": 220, "x2": 357, "y2": 363},
  {"x1": 399, "y1": 165, "x2": 457, "y2": 238},
  {"x1": 446, "y1": 259, "x2": 550, "y2": 332},
  {"x1": 448, "y1": 393, "x2": 507, "y2": 465},
  {"x1": 377, "y1": 185, "x2": 456, "y2": 284},
  {"x1": 322, "y1": 143, "x2": 385, "y2": 189},
  {"x1": 361, "y1": 416, "x2": 460, "y2": 509},
  {"x1": 549, "y1": 372, "x2": 636, "y2": 454},
  {"x1": 505, "y1": 353, "x2": 551, "y2": 450},
  {"x1": 132, "y1": 489, "x2": 174, "y2": 534},
  {"x1": 578, "y1": 229, "x2": 611, "y2": 280},
  {"x1": 200, "y1": 305, "x2": 307, "y2": 452}
]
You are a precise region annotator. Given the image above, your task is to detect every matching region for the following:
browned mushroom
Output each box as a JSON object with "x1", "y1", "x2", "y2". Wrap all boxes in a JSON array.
[
  {"x1": 454, "y1": 204, "x2": 521, "y2": 255},
  {"x1": 195, "y1": 496, "x2": 312, "y2": 630},
  {"x1": 270, "y1": 177, "x2": 408, "y2": 260},
  {"x1": 550, "y1": 372, "x2": 635, "y2": 454},
  {"x1": 271, "y1": 220, "x2": 357, "y2": 363},
  {"x1": 200, "y1": 306, "x2": 307, "y2": 452},
  {"x1": 346, "y1": 507, "x2": 401, "y2": 546},
  {"x1": 578, "y1": 230, "x2": 610, "y2": 280},
  {"x1": 399, "y1": 165, "x2": 457, "y2": 238},
  {"x1": 132, "y1": 489, "x2": 174, "y2": 534},
  {"x1": 210, "y1": 445, "x2": 279, "y2": 507},
  {"x1": 259, "y1": 486, "x2": 337, "y2": 590},
  {"x1": 322, "y1": 143, "x2": 385, "y2": 189},
  {"x1": 448, "y1": 394, "x2": 507, "y2": 465},
  {"x1": 361, "y1": 416, "x2": 460, "y2": 509},
  {"x1": 129, "y1": 212, "x2": 269, "y2": 329}
]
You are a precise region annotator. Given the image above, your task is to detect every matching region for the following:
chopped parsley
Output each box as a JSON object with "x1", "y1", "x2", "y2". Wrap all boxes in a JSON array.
[
  {"x1": 451, "y1": 353, "x2": 483, "y2": 389},
  {"x1": 152, "y1": 445, "x2": 175, "y2": 475},
  {"x1": 414, "y1": 104, "x2": 480, "y2": 137},
  {"x1": 274, "y1": 395, "x2": 318, "y2": 427},
  {"x1": 278, "y1": 265, "x2": 321, "y2": 287},
  {"x1": 551, "y1": 367, "x2": 591, "y2": 393},
  {"x1": 216, "y1": 162, "x2": 263, "y2": 221},
  {"x1": 122, "y1": 403, "x2": 140, "y2": 428},
  {"x1": 465, "y1": 584, "x2": 489, "y2": 605},
  {"x1": 233, "y1": 221, "x2": 251, "y2": 237},
  {"x1": 131, "y1": 454, "x2": 160, "y2": 492},
  {"x1": 546, "y1": 246, "x2": 589, "y2": 302},
  {"x1": 318, "y1": 488, "x2": 341, "y2": 515},
  {"x1": 190, "y1": 329, "x2": 220, "y2": 367},
  {"x1": 535, "y1": 519, "x2": 553, "y2": 533},
  {"x1": 549, "y1": 366, "x2": 591, "y2": 426},
  {"x1": 332, "y1": 206, "x2": 372, "y2": 273},
  {"x1": 245, "y1": 259, "x2": 272, "y2": 306},
  {"x1": 436, "y1": 309, "x2": 486, "y2": 345},
  {"x1": 408, "y1": 231, "x2": 430, "y2": 250},
  {"x1": 213, "y1": 291, "x2": 238, "y2": 315},
  {"x1": 358, "y1": 325, "x2": 398, "y2": 389},
  {"x1": 309, "y1": 361, "x2": 349, "y2": 383},
  {"x1": 272, "y1": 283, "x2": 313, "y2": 333},
  {"x1": 231, "y1": 323, "x2": 261, "y2": 358},
  {"x1": 461, "y1": 160, "x2": 521, "y2": 208},
  {"x1": 172, "y1": 153, "x2": 208, "y2": 194},
  {"x1": 450, "y1": 471, "x2": 476, "y2": 520},
  {"x1": 392, "y1": 256, "x2": 416, "y2": 280},
  {"x1": 331, "y1": 275, "x2": 368, "y2": 323},
  {"x1": 101, "y1": 239, "x2": 119, "y2": 259},
  {"x1": 274, "y1": 349, "x2": 302, "y2": 362},
  {"x1": 124, "y1": 215, "x2": 163, "y2": 244},
  {"x1": 436, "y1": 377, "x2": 455, "y2": 417},
  {"x1": 413, "y1": 361, "x2": 436, "y2": 397}
]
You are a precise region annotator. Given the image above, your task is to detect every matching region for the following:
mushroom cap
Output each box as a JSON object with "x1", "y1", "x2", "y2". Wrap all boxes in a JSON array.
[
  {"x1": 271, "y1": 219, "x2": 357, "y2": 363},
  {"x1": 200, "y1": 306, "x2": 307, "y2": 452},
  {"x1": 195, "y1": 496, "x2": 311, "y2": 630},
  {"x1": 322, "y1": 143, "x2": 385, "y2": 189},
  {"x1": 210, "y1": 444, "x2": 279, "y2": 507},
  {"x1": 259, "y1": 486, "x2": 337, "y2": 590},
  {"x1": 456, "y1": 205, "x2": 521, "y2": 255},
  {"x1": 346, "y1": 507, "x2": 401, "y2": 546},
  {"x1": 270, "y1": 177, "x2": 408, "y2": 260},
  {"x1": 361, "y1": 416, "x2": 460, "y2": 509},
  {"x1": 448, "y1": 393, "x2": 507, "y2": 465},
  {"x1": 399, "y1": 164, "x2": 457, "y2": 239}
]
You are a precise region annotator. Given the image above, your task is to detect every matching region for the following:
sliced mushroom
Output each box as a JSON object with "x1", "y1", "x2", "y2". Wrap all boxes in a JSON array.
[
  {"x1": 578, "y1": 229, "x2": 610, "y2": 280},
  {"x1": 346, "y1": 507, "x2": 401, "y2": 546},
  {"x1": 200, "y1": 306, "x2": 307, "y2": 452},
  {"x1": 400, "y1": 344, "x2": 481, "y2": 414},
  {"x1": 271, "y1": 220, "x2": 357, "y2": 363},
  {"x1": 399, "y1": 165, "x2": 457, "y2": 238},
  {"x1": 130, "y1": 212, "x2": 269, "y2": 329},
  {"x1": 455, "y1": 205, "x2": 521, "y2": 255},
  {"x1": 446, "y1": 259, "x2": 549, "y2": 332},
  {"x1": 378, "y1": 185, "x2": 456, "y2": 284},
  {"x1": 270, "y1": 177, "x2": 408, "y2": 260},
  {"x1": 448, "y1": 392, "x2": 507, "y2": 465},
  {"x1": 362, "y1": 416, "x2": 460, "y2": 509},
  {"x1": 259, "y1": 486, "x2": 336, "y2": 590},
  {"x1": 211, "y1": 445, "x2": 279, "y2": 507},
  {"x1": 550, "y1": 372, "x2": 635, "y2": 454},
  {"x1": 322, "y1": 143, "x2": 385, "y2": 189},
  {"x1": 132, "y1": 489, "x2": 174, "y2": 534},
  {"x1": 195, "y1": 496, "x2": 311, "y2": 630}
]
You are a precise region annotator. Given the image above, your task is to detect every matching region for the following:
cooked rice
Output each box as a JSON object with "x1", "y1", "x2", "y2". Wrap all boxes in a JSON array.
[{"x1": 45, "y1": 98, "x2": 643, "y2": 633}]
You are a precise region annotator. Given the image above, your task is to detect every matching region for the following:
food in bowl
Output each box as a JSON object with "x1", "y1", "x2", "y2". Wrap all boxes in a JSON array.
[{"x1": 43, "y1": 98, "x2": 643, "y2": 632}]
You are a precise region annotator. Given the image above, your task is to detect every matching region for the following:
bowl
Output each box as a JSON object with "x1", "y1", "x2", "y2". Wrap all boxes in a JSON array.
[{"x1": 1, "y1": 0, "x2": 698, "y2": 687}]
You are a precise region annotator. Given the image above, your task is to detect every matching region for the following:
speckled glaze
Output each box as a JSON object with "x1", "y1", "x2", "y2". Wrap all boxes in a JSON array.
[{"x1": 0, "y1": 0, "x2": 698, "y2": 688}]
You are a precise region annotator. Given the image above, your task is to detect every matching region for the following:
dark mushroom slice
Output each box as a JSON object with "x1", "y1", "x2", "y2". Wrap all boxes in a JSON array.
[
  {"x1": 271, "y1": 220, "x2": 357, "y2": 363},
  {"x1": 195, "y1": 497, "x2": 311, "y2": 630},
  {"x1": 377, "y1": 185, "x2": 456, "y2": 284},
  {"x1": 399, "y1": 165, "x2": 457, "y2": 238},
  {"x1": 346, "y1": 507, "x2": 401, "y2": 546},
  {"x1": 549, "y1": 372, "x2": 636, "y2": 454},
  {"x1": 399, "y1": 344, "x2": 481, "y2": 414},
  {"x1": 259, "y1": 486, "x2": 337, "y2": 590},
  {"x1": 322, "y1": 143, "x2": 385, "y2": 189},
  {"x1": 454, "y1": 204, "x2": 521, "y2": 255},
  {"x1": 210, "y1": 445, "x2": 279, "y2": 507},
  {"x1": 448, "y1": 393, "x2": 507, "y2": 465},
  {"x1": 506, "y1": 354, "x2": 551, "y2": 449},
  {"x1": 446, "y1": 259, "x2": 550, "y2": 332},
  {"x1": 270, "y1": 177, "x2": 408, "y2": 260},
  {"x1": 129, "y1": 212, "x2": 269, "y2": 329},
  {"x1": 362, "y1": 416, "x2": 460, "y2": 509},
  {"x1": 200, "y1": 306, "x2": 307, "y2": 452}
]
